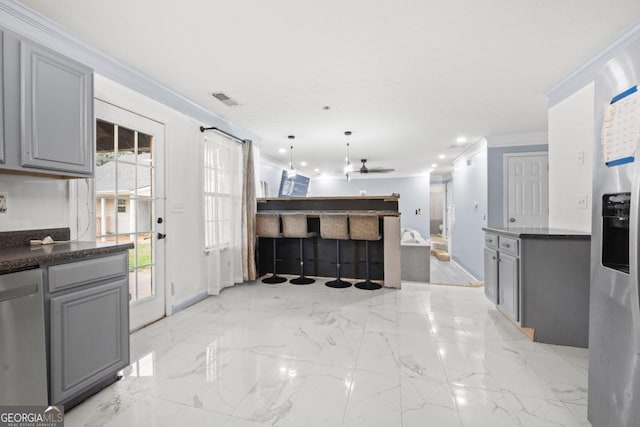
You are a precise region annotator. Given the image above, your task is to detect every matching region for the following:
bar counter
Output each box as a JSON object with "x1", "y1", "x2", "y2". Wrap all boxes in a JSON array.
[{"x1": 256, "y1": 196, "x2": 401, "y2": 288}]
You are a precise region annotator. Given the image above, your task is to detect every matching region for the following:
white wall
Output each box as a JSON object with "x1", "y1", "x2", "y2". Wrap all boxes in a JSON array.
[
  {"x1": 451, "y1": 145, "x2": 487, "y2": 280},
  {"x1": 548, "y1": 82, "x2": 594, "y2": 232},
  {"x1": 0, "y1": 174, "x2": 70, "y2": 231},
  {"x1": 310, "y1": 175, "x2": 430, "y2": 238}
]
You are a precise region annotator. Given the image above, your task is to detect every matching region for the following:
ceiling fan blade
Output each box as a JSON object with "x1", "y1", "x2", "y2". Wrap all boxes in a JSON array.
[{"x1": 367, "y1": 168, "x2": 395, "y2": 173}]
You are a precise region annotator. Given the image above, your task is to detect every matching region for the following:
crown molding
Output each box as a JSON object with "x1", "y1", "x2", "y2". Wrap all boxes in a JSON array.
[
  {"x1": 453, "y1": 138, "x2": 487, "y2": 166},
  {"x1": 0, "y1": 0, "x2": 261, "y2": 144},
  {"x1": 485, "y1": 131, "x2": 548, "y2": 148},
  {"x1": 546, "y1": 19, "x2": 640, "y2": 108}
]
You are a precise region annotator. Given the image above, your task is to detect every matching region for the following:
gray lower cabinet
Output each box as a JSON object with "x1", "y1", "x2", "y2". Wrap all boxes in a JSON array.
[
  {"x1": 483, "y1": 247, "x2": 498, "y2": 304},
  {"x1": 497, "y1": 252, "x2": 519, "y2": 321},
  {"x1": 483, "y1": 228, "x2": 591, "y2": 347},
  {"x1": 46, "y1": 253, "x2": 129, "y2": 407},
  {"x1": 484, "y1": 232, "x2": 520, "y2": 323},
  {"x1": 1, "y1": 27, "x2": 93, "y2": 177}
]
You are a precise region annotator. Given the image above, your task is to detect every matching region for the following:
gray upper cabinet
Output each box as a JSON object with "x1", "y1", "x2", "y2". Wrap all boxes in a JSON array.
[
  {"x1": 0, "y1": 29, "x2": 4, "y2": 165},
  {"x1": 0, "y1": 28, "x2": 93, "y2": 177}
]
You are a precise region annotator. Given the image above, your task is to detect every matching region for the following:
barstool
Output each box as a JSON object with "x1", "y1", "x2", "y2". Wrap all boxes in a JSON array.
[
  {"x1": 320, "y1": 214, "x2": 351, "y2": 288},
  {"x1": 282, "y1": 213, "x2": 317, "y2": 285},
  {"x1": 256, "y1": 213, "x2": 287, "y2": 284},
  {"x1": 349, "y1": 215, "x2": 382, "y2": 290}
]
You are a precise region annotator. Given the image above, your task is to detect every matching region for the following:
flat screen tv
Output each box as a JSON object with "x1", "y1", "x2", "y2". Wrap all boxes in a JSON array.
[{"x1": 278, "y1": 170, "x2": 310, "y2": 197}]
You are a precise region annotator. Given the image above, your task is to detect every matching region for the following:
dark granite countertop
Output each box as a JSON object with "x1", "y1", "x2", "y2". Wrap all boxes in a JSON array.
[
  {"x1": 0, "y1": 228, "x2": 133, "y2": 273},
  {"x1": 483, "y1": 226, "x2": 591, "y2": 240},
  {"x1": 0, "y1": 241, "x2": 134, "y2": 274}
]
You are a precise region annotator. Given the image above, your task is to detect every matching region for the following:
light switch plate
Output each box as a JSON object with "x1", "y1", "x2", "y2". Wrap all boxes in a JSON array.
[
  {"x1": 171, "y1": 201, "x2": 185, "y2": 213},
  {"x1": 576, "y1": 194, "x2": 588, "y2": 209}
]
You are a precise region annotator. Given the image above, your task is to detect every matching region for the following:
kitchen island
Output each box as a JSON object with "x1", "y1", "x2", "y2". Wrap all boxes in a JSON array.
[
  {"x1": 257, "y1": 196, "x2": 401, "y2": 288},
  {"x1": 483, "y1": 226, "x2": 591, "y2": 347}
]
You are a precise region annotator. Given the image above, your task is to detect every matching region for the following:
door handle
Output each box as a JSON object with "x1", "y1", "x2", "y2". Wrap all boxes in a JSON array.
[
  {"x1": 509, "y1": 218, "x2": 516, "y2": 223},
  {"x1": 157, "y1": 233, "x2": 166, "y2": 240}
]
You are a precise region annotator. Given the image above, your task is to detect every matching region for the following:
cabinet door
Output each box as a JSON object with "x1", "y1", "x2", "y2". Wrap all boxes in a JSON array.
[
  {"x1": 484, "y1": 247, "x2": 498, "y2": 303},
  {"x1": 498, "y1": 252, "x2": 519, "y2": 321},
  {"x1": 19, "y1": 40, "x2": 93, "y2": 175},
  {"x1": 0, "y1": 29, "x2": 4, "y2": 165},
  {"x1": 49, "y1": 279, "x2": 129, "y2": 405}
]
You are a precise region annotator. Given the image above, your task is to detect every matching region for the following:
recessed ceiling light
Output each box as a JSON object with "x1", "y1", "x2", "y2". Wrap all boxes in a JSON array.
[
  {"x1": 300, "y1": 161, "x2": 307, "y2": 166},
  {"x1": 428, "y1": 168, "x2": 434, "y2": 173},
  {"x1": 431, "y1": 163, "x2": 437, "y2": 168},
  {"x1": 438, "y1": 154, "x2": 446, "y2": 159},
  {"x1": 278, "y1": 148, "x2": 286, "y2": 154},
  {"x1": 314, "y1": 168, "x2": 320, "y2": 172},
  {"x1": 456, "y1": 136, "x2": 467, "y2": 144}
]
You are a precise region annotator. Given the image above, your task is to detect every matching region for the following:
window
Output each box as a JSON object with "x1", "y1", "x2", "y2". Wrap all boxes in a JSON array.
[
  {"x1": 203, "y1": 133, "x2": 242, "y2": 250},
  {"x1": 117, "y1": 199, "x2": 127, "y2": 213}
]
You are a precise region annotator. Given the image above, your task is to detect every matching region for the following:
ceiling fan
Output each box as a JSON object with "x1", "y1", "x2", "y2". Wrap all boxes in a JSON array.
[{"x1": 359, "y1": 159, "x2": 395, "y2": 174}]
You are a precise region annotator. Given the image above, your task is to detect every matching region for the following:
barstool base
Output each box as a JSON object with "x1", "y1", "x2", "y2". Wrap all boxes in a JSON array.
[
  {"x1": 290, "y1": 276, "x2": 315, "y2": 285},
  {"x1": 325, "y1": 278, "x2": 352, "y2": 288},
  {"x1": 262, "y1": 274, "x2": 287, "y2": 284},
  {"x1": 355, "y1": 280, "x2": 382, "y2": 290}
]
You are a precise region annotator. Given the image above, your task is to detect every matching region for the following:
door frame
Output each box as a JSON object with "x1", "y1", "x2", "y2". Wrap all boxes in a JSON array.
[
  {"x1": 502, "y1": 151, "x2": 549, "y2": 227},
  {"x1": 94, "y1": 98, "x2": 167, "y2": 331}
]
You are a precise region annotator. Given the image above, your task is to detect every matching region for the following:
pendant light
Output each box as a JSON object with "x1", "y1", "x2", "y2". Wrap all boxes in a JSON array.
[
  {"x1": 343, "y1": 131, "x2": 353, "y2": 180},
  {"x1": 287, "y1": 135, "x2": 297, "y2": 177}
]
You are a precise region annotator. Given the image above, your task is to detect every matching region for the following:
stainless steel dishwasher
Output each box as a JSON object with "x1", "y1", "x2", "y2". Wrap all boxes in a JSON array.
[{"x1": 0, "y1": 268, "x2": 48, "y2": 405}]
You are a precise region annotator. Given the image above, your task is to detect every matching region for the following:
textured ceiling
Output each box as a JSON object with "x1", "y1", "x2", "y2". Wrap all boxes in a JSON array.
[{"x1": 19, "y1": 0, "x2": 640, "y2": 177}]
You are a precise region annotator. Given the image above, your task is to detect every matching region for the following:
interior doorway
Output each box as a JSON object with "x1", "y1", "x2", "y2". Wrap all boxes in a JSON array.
[{"x1": 428, "y1": 180, "x2": 476, "y2": 285}]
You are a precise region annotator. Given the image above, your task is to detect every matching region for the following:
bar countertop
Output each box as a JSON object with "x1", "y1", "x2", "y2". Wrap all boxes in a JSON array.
[
  {"x1": 258, "y1": 210, "x2": 400, "y2": 217},
  {"x1": 258, "y1": 195, "x2": 399, "y2": 202},
  {"x1": 483, "y1": 226, "x2": 591, "y2": 240}
]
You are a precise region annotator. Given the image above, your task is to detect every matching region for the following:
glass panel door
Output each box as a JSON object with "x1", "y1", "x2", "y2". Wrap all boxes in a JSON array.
[{"x1": 95, "y1": 100, "x2": 165, "y2": 330}]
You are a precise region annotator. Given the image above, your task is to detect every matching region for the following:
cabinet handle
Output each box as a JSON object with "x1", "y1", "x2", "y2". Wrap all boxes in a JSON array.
[
  {"x1": 486, "y1": 239, "x2": 493, "y2": 243},
  {"x1": 502, "y1": 243, "x2": 510, "y2": 248},
  {"x1": 492, "y1": 256, "x2": 496, "y2": 260}
]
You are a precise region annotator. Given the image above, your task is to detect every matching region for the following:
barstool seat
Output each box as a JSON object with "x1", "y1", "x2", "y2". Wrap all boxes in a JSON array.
[
  {"x1": 320, "y1": 214, "x2": 351, "y2": 288},
  {"x1": 256, "y1": 213, "x2": 287, "y2": 284},
  {"x1": 282, "y1": 213, "x2": 317, "y2": 285},
  {"x1": 349, "y1": 215, "x2": 382, "y2": 290}
]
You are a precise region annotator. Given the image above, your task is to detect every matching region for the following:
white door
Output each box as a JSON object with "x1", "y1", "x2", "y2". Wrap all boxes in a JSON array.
[
  {"x1": 95, "y1": 99, "x2": 166, "y2": 330},
  {"x1": 504, "y1": 153, "x2": 549, "y2": 227}
]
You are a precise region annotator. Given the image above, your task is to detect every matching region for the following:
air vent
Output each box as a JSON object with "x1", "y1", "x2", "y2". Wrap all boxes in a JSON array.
[{"x1": 211, "y1": 92, "x2": 239, "y2": 107}]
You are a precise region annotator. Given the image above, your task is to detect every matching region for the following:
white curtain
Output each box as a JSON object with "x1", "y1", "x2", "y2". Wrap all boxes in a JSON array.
[{"x1": 203, "y1": 132, "x2": 243, "y2": 295}]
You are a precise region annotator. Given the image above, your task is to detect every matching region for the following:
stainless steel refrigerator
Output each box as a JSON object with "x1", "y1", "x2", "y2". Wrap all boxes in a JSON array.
[{"x1": 590, "y1": 38, "x2": 640, "y2": 426}]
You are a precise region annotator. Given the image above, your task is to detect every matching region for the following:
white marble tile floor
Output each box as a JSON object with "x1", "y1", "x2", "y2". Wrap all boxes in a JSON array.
[{"x1": 64, "y1": 277, "x2": 591, "y2": 427}]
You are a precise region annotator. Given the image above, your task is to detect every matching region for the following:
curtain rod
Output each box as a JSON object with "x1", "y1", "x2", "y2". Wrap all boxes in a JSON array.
[{"x1": 200, "y1": 126, "x2": 245, "y2": 144}]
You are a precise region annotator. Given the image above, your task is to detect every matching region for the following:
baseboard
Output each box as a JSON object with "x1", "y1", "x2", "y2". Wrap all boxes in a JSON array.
[
  {"x1": 496, "y1": 305, "x2": 535, "y2": 341},
  {"x1": 171, "y1": 292, "x2": 209, "y2": 314}
]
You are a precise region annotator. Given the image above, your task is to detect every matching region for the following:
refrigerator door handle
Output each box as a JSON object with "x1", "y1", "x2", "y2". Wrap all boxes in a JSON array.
[{"x1": 629, "y1": 167, "x2": 640, "y2": 339}]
